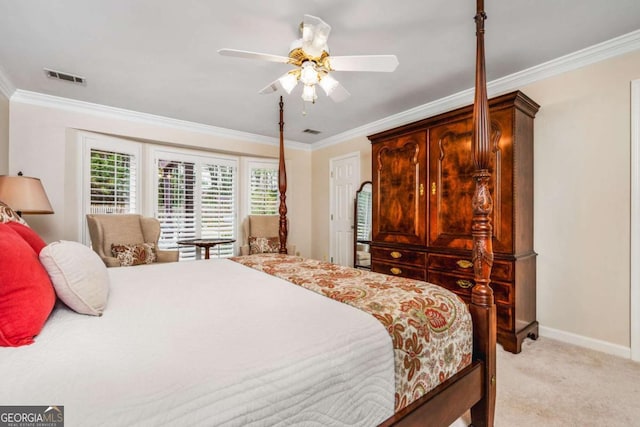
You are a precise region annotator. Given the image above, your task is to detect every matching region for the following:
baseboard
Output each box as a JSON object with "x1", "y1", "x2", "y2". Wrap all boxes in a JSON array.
[{"x1": 539, "y1": 325, "x2": 631, "y2": 359}]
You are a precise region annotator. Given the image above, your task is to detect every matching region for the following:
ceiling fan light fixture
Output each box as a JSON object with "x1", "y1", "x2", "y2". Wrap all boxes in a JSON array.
[
  {"x1": 279, "y1": 72, "x2": 298, "y2": 94},
  {"x1": 318, "y1": 73, "x2": 339, "y2": 96},
  {"x1": 301, "y1": 84, "x2": 317, "y2": 103},
  {"x1": 300, "y1": 62, "x2": 319, "y2": 85}
]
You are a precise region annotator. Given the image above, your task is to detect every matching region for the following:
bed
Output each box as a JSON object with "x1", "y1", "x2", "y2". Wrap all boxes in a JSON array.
[{"x1": 0, "y1": 1, "x2": 497, "y2": 426}]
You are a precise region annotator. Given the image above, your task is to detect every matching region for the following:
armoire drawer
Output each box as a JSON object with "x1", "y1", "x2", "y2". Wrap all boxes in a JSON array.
[
  {"x1": 427, "y1": 253, "x2": 513, "y2": 282},
  {"x1": 371, "y1": 247, "x2": 426, "y2": 267},
  {"x1": 427, "y1": 270, "x2": 512, "y2": 305},
  {"x1": 372, "y1": 261, "x2": 426, "y2": 281},
  {"x1": 496, "y1": 303, "x2": 514, "y2": 332}
]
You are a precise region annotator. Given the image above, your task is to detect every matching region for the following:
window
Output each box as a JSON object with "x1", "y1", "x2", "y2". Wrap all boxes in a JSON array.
[
  {"x1": 156, "y1": 159, "x2": 197, "y2": 258},
  {"x1": 89, "y1": 148, "x2": 138, "y2": 214},
  {"x1": 248, "y1": 160, "x2": 279, "y2": 215},
  {"x1": 81, "y1": 133, "x2": 141, "y2": 244},
  {"x1": 80, "y1": 132, "x2": 249, "y2": 258},
  {"x1": 155, "y1": 150, "x2": 238, "y2": 260}
]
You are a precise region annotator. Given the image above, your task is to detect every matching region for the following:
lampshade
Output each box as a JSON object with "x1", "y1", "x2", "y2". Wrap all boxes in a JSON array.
[{"x1": 0, "y1": 174, "x2": 54, "y2": 215}]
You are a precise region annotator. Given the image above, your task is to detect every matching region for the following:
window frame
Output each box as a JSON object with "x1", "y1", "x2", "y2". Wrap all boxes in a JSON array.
[
  {"x1": 245, "y1": 158, "x2": 280, "y2": 217},
  {"x1": 80, "y1": 132, "x2": 142, "y2": 245},
  {"x1": 150, "y1": 146, "x2": 239, "y2": 260}
]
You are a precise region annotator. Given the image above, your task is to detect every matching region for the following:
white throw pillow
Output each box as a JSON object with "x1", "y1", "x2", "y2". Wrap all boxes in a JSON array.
[{"x1": 40, "y1": 240, "x2": 110, "y2": 316}]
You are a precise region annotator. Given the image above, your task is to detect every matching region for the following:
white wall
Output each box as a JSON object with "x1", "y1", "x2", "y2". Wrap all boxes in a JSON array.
[
  {"x1": 310, "y1": 49, "x2": 640, "y2": 352},
  {"x1": 0, "y1": 92, "x2": 8, "y2": 174},
  {"x1": 8, "y1": 99, "x2": 312, "y2": 257},
  {"x1": 521, "y1": 50, "x2": 640, "y2": 349}
]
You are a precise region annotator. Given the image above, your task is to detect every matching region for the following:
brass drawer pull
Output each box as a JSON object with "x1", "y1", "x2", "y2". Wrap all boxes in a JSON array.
[
  {"x1": 390, "y1": 267, "x2": 402, "y2": 275},
  {"x1": 456, "y1": 279, "x2": 473, "y2": 289},
  {"x1": 390, "y1": 251, "x2": 402, "y2": 259},
  {"x1": 456, "y1": 259, "x2": 473, "y2": 269}
]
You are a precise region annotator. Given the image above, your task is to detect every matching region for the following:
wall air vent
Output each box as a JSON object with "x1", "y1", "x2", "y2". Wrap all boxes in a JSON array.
[
  {"x1": 44, "y1": 68, "x2": 86, "y2": 85},
  {"x1": 303, "y1": 129, "x2": 321, "y2": 135}
]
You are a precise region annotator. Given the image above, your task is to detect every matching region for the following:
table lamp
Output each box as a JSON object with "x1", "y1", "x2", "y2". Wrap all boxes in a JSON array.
[{"x1": 0, "y1": 172, "x2": 54, "y2": 216}]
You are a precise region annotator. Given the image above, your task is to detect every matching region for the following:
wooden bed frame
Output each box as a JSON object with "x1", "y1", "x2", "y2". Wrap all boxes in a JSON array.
[{"x1": 275, "y1": 1, "x2": 497, "y2": 425}]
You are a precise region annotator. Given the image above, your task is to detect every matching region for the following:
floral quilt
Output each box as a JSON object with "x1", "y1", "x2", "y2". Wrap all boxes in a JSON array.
[{"x1": 230, "y1": 254, "x2": 472, "y2": 411}]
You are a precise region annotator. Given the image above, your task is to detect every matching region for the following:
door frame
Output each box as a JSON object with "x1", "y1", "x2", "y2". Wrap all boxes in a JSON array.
[
  {"x1": 631, "y1": 79, "x2": 640, "y2": 361},
  {"x1": 329, "y1": 152, "x2": 361, "y2": 265}
]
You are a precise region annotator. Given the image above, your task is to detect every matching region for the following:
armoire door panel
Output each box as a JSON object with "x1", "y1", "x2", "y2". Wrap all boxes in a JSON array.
[
  {"x1": 428, "y1": 108, "x2": 514, "y2": 253},
  {"x1": 372, "y1": 131, "x2": 427, "y2": 245}
]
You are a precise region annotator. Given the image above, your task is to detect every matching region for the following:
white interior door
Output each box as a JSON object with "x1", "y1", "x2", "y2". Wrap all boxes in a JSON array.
[{"x1": 330, "y1": 153, "x2": 360, "y2": 266}]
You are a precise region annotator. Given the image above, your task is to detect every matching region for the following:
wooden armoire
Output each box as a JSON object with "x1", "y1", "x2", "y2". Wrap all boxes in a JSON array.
[{"x1": 368, "y1": 91, "x2": 539, "y2": 354}]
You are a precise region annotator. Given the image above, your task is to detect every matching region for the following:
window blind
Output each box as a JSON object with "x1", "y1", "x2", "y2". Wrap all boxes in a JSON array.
[
  {"x1": 89, "y1": 148, "x2": 137, "y2": 214},
  {"x1": 155, "y1": 153, "x2": 237, "y2": 260},
  {"x1": 201, "y1": 163, "x2": 236, "y2": 257},
  {"x1": 156, "y1": 159, "x2": 197, "y2": 259},
  {"x1": 249, "y1": 165, "x2": 279, "y2": 215},
  {"x1": 356, "y1": 191, "x2": 372, "y2": 241}
]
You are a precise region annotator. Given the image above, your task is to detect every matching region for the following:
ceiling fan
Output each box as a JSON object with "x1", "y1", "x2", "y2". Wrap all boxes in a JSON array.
[{"x1": 218, "y1": 15, "x2": 399, "y2": 103}]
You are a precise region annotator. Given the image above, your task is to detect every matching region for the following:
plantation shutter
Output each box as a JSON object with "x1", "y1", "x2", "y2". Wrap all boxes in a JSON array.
[
  {"x1": 89, "y1": 148, "x2": 137, "y2": 214},
  {"x1": 249, "y1": 166, "x2": 279, "y2": 215},
  {"x1": 156, "y1": 159, "x2": 197, "y2": 259},
  {"x1": 356, "y1": 190, "x2": 372, "y2": 241},
  {"x1": 155, "y1": 151, "x2": 237, "y2": 260},
  {"x1": 201, "y1": 162, "x2": 236, "y2": 257}
]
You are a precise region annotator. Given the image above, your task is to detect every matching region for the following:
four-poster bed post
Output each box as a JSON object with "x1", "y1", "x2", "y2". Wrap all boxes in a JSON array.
[
  {"x1": 274, "y1": 0, "x2": 496, "y2": 424},
  {"x1": 278, "y1": 96, "x2": 288, "y2": 254},
  {"x1": 469, "y1": 0, "x2": 498, "y2": 424}
]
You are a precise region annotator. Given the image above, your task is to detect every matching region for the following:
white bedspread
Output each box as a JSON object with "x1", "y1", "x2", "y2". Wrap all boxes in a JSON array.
[{"x1": 0, "y1": 260, "x2": 395, "y2": 426}]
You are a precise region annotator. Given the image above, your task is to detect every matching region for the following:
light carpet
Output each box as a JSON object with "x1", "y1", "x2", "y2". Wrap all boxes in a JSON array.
[{"x1": 452, "y1": 337, "x2": 640, "y2": 426}]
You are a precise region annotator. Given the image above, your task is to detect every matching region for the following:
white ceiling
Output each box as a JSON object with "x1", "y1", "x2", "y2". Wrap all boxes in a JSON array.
[{"x1": 1, "y1": 0, "x2": 639, "y2": 145}]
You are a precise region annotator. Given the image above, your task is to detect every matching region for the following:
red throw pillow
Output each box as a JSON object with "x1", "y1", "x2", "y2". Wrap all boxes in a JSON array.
[
  {"x1": 5, "y1": 221, "x2": 47, "y2": 254},
  {"x1": 0, "y1": 223, "x2": 55, "y2": 347}
]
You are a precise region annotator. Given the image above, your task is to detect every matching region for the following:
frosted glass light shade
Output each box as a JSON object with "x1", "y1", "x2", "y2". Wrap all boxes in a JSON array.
[
  {"x1": 300, "y1": 62, "x2": 319, "y2": 85},
  {"x1": 278, "y1": 73, "x2": 298, "y2": 94},
  {"x1": 301, "y1": 84, "x2": 317, "y2": 102},
  {"x1": 318, "y1": 74, "x2": 339, "y2": 96}
]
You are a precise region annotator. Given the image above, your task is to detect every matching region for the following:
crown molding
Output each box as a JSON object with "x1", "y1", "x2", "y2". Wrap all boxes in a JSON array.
[
  {"x1": 0, "y1": 65, "x2": 16, "y2": 99},
  {"x1": 10, "y1": 90, "x2": 311, "y2": 152},
  {"x1": 311, "y1": 29, "x2": 640, "y2": 151}
]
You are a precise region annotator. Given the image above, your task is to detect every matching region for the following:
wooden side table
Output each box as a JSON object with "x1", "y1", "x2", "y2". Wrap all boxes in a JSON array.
[{"x1": 177, "y1": 238, "x2": 236, "y2": 259}]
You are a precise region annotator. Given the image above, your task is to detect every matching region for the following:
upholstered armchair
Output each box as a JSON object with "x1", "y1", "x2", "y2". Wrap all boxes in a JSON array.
[
  {"x1": 86, "y1": 214, "x2": 179, "y2": 267},
  {"x1": 240, "y1": 215, "x2": 295, "y2": 256}
]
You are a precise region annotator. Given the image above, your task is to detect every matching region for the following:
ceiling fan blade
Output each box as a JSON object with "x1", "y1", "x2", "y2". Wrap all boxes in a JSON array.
[
  {"x1": 258, "y1": 79, "x2": 280, "y2": 95},
  {"x1": 218, "y1": 48, "x2": 291, "y2": 64},
  {"x1": 301, "y1": 15, "x2": 331, "y2": 57},
  {"x1": 328, "y1": 82, "x2": 350, "y2": 103},
  {"x1": 328, "y1": 55, "x2": 399, "y2": 72}
]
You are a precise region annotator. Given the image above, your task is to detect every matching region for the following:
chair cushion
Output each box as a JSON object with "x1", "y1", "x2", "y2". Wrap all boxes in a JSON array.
[
  {"x1": 0, "y1": 223, "x2": 55, "y2": 347},
  {"x1": 40, "y1": 241, "x2": 110, "y2": 316},
  {"x1": 99, "y1": 214, "x2": 145, "y2": 254},
  {"x1": 248, "y1": 215, "x2": 280, "y2": 237},
  {"x1": 111, "y1": 242, "x2": 157, "y2": 266},
  {"x1": 249, "y1": 236, "x2": 280, "y2": 254}
]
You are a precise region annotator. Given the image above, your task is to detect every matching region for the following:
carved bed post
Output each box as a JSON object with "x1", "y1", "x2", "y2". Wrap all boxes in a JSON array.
[
  {"x1": 469, "y1": 0, "x2": 497, "y2": 426},
  {"x1": 278, "y1": 96, "x2": 289, "y2": 254}
]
